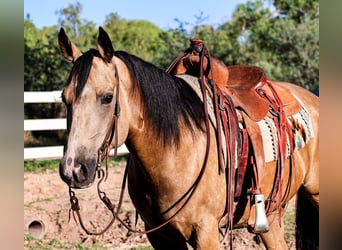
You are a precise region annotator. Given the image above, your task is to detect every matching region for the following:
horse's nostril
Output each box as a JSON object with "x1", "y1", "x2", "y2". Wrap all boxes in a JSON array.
[
  {"x1": 66, "y1": 157, "x2": 73, "y2": 166},
  {"x1": 73, "y1": 163, "x2": 88, "y2": 183}
]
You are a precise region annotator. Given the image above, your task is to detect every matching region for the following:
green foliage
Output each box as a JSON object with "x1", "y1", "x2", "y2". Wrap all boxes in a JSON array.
[
  {"x1": 255, "y1": 17, "x2": 319, "y2": 88},
  {"x1": 102, "y1": 13, "x2": 186, "y2": 69},
  {"x1": 24, "y1": 22, "x2": 71, "y2": 92},
  {"x1": 24, "y1": 159, "x2": 60, "y2": 172},
  {"x1": 216, "y1": 0, "x2": 319, "y2": 89},
  {"x1": 24, "y1": 156, "x2": 128, "y2": 172},
  {"x1": 152, "y1": 28, "x2": 189, "y2": 69},
  {"x1": 273, "y1": 0, "x2": 319, "y2": 23},
  {"x1": 57, "y1": 1, "x2": 83, "y2": 41}
]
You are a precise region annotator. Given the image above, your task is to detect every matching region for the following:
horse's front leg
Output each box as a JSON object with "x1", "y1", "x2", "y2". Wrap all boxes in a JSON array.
[{"x1": 191, "y1": 216, "x2": 220, "y2": 250}]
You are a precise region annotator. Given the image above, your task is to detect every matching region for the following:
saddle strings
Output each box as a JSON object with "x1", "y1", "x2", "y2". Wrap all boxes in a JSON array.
[{"x1": 257, "y1": 81, "x2": 295, "y2": 225}]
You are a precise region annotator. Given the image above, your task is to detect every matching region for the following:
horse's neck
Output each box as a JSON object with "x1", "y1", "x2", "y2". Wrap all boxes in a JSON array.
[{"x1": 127, "y1": 120, "x2": 206, "y2": 184}]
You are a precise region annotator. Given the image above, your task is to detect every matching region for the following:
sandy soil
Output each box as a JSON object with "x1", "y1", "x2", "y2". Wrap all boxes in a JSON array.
[{"x1": 24, "y1": 162, "x2": 295, "y2": 249}]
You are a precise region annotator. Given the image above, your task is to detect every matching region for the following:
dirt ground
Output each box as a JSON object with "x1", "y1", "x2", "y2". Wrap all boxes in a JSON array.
[{"x1": 24, "y1": 162, "x2": 296, "y2": 249}]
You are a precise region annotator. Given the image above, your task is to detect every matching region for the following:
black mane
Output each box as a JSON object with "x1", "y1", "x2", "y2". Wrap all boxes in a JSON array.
[
  {"x1": 69, "y1": 49, "x2": 205, "y2": 146},
  {"x1": 68, "y1": 49, "x2": 101, "y2": 99}
]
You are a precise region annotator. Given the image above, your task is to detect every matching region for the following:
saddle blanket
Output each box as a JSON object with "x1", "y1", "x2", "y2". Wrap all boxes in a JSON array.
[{"x1": 257, "y1": 97, "x2": 314, "y2": 163}]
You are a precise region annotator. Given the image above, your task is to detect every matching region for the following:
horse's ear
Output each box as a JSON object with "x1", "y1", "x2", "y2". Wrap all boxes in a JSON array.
[
  {"x1": 97, "y1": 27, "x2": 114, "y2": 63},
  {"x1": 58, "y1": 28, "x2": 82, "y2": 63}
]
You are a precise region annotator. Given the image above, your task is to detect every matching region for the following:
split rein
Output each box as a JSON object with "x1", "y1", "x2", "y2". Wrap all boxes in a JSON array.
[{"x1": 68, "y1": 44, "x2": 213, "y2": 236}]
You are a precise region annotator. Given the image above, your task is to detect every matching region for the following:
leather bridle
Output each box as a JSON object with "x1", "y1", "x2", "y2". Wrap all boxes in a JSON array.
[
  {"x1": 68, "y1": 79, "x2": 122, "y2": 235},
  {"x1": 97, "y1": 80, "x2": 121, "y2": 180}
]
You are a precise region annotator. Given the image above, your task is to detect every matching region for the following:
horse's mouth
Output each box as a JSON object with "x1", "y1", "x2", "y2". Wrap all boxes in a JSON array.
[
  {"x1": 60, "y1": 158, "x2": 97, "y2": 189},
  {"x1": 69, "y1": 181, "x2": 93, "y2": 189}
]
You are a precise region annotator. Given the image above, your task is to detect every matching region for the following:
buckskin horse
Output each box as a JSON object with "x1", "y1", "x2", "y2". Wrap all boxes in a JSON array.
[{"x1": 58, "y1": 27, "x2": 319, "y2": 249}]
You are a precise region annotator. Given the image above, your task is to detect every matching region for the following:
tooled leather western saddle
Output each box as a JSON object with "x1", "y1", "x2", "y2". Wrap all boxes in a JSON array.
[
  {"x1": 169, "y1": 43, "x2": 301, "y2": 120},
  {"x1": 166, "y1": 39, "x2": 301, "y2": 232}
]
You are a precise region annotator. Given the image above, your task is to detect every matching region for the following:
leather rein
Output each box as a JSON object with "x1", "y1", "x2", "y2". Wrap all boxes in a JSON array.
[{"x1": 67, "y1": 44, "x2": 214, "y2": 236}]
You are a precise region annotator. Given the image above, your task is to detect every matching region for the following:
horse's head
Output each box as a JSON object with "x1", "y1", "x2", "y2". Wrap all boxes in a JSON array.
[{"x1": 58, "y1": 27, "x2": 131, "y2": 188}]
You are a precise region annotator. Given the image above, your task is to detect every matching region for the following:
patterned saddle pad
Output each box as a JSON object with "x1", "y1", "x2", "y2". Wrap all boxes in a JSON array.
[{"x1": 257, "y1": 97, "x2": 314, "y2": 162}]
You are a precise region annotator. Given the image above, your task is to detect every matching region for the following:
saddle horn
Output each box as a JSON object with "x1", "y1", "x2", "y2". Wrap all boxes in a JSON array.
[{"x1": 254, "y1": 194, "x2": 269, "y2": 232}]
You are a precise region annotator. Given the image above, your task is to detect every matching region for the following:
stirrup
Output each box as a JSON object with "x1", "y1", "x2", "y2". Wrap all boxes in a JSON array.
[{"x1": 254, "y1": 194, "x2": 269, "y2": 232}]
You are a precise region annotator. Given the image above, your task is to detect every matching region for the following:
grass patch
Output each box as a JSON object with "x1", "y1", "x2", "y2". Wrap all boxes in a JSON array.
[
  {"x1": 284, "y1": 208, "x2": 296, "y2": 243},
  {"x1": 130, "y1": 246, "x2": 154, "y2": 250},
  {"x1": 24, "y1": 159, "x2": 60, "y2": 173},
  {"x1": 24, "y1": 234, "x2": 152, "y2": 250},
  {"x1": 24, "y1": 155, "x2": 128, "y2": 173},
  {"x1": 24, "y1": 234, "x2": 107, "y2": 249},
  {"x1": 25, "y1": 197, "x2": 54, "y2": 209}
]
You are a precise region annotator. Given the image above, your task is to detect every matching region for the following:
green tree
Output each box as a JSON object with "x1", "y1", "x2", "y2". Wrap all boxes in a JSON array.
[
  {"x1": 57, "y1": 1, "x2": 82, "y2": 42},
  {"x1": 257, "y1": 0, "x2": 319, "y2": 89},
  {"x1": 24, "y1": 20, "x2": 70, "y2": 92},
  {"x1": 216, "y1": 0, "x2": 318, "y2": 89},
  {"x1": 103, "y1": 13, "x2": 170, "y2": 64},
  {"x1": 24, "y1": 20, "x2": 70, "y2": 145},
  {"x1": 272, "y1": 0, "x2": 319, "y2": 23},
  {"x1": 152, "y1": 28, "x2": 188, "y2": 69}
]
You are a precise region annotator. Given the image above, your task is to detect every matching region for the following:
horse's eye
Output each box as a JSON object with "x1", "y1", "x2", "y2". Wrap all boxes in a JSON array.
[{"x1": 101, "y1": 93, "x2": 113, "y2": 104}]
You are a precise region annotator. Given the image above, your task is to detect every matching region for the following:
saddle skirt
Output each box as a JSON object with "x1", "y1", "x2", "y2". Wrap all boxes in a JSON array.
[{"x1": 224, "y1": 65, "x2": 302, "y2": 121}]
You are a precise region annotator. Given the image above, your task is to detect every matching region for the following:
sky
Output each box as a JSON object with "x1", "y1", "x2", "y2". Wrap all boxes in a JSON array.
[{"x1": 24, "y1": 0, "x2": 249, "y2": 31}]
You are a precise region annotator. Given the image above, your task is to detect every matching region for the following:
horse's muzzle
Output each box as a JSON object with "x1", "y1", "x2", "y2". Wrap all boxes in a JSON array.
[{"x1": 59, "y1": 157, "x2": 97, "y2": 189}]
